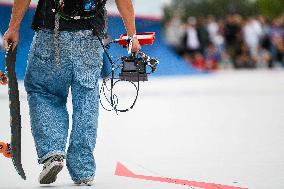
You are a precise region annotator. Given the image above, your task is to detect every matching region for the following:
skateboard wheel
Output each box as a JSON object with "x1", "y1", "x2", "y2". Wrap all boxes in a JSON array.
[
  {"x1": 0, "y1": 142, "x2": 7, "y2": 154},
  {"x1": 3, "y1": 151, "x2": 12, "y2": 158},
  {"x1": 0, "y1": 72, "x2": 7, "y2": 85},
  {"x1": 0, "y1": 82, "x2": 8, "y2": 85}
]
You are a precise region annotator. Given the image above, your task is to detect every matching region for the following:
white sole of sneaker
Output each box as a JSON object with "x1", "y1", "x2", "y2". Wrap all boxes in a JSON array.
[
  {"x1": 74, "y1": 182, "x2": 93, "y2": 186},
  {"x1": 74, "y1": 180, "x2": 94, "y2": 186},
  {"x1": 39, "y1": 161, "x2": 63, "y2": 184}
]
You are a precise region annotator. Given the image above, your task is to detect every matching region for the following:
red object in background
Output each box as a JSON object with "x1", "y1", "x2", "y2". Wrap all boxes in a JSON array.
[
  {"x1": 206, "y1": 59, "x2": 218, "y2": 70},
  {"x1": 116, "y1": 32, "x2": 156, "y2": 47},
  {"x1": 192, "y1": 54, "x2": 206, "y2": 70}
]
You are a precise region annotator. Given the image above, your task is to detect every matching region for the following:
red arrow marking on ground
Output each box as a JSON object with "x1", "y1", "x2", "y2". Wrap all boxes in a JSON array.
[{"x1": 115, "y1": 162, "x2": 248, "y2": 189}]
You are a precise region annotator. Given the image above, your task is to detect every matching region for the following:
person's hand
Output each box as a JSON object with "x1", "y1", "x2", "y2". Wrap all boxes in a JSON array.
[
  {"x1": 3, "y1": 28, "x2": 19, "y2": 51},
  {"x1": 130, "y1": 37, "x2": 141, "y2": 53}
]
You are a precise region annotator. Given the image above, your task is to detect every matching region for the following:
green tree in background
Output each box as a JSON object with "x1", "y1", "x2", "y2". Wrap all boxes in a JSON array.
[
  {"x1": 256, "y1": 0, "x2": 284, "y2": 18},
  {"x1": 164, "y1": 0, "x2": 284, "y2": 22}
]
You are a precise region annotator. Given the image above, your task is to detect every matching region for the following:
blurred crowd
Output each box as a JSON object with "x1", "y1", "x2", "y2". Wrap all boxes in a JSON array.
[{"x1": 165, "y1": 14, "x2": 284, "y2": 71}]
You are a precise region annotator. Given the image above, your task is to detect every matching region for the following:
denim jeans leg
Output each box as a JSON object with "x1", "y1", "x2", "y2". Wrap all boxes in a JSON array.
[
  {"x1": 66, "y1": 81, "x2": 100, "y2": 182},
  {"x1": 66, "y1": 31, "x2": 103, "y2": 181},
  {"x1": 24, "y1": 30, "x2": 72, "y2": 163}
]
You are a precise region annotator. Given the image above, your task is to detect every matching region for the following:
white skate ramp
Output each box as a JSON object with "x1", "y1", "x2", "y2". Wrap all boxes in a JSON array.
[{"x1": 0, "y1": 70, "x2": 284, "y2": 189}]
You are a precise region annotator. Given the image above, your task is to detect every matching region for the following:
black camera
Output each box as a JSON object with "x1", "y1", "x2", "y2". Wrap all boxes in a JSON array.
[{"x1": 119, "y1": 52, "x2": 159, "y2": 82}]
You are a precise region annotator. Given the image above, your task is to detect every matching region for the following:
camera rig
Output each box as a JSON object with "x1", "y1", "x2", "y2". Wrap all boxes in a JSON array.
[
  {"x1": 99, "y1": 32, "x2": 159, "y2": 113},
  {"x1": 52, "y1": 0, "x2": 159, "y2": 113},
  {"x1": 112, "y1": 32, "x2": 158, "y2": 82},
  {"x1": 119, "y1": 51, "x2": 158, "y2": 82}
]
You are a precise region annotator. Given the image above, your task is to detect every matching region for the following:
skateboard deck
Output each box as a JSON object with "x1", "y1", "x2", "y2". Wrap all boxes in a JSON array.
[{"x1": 0, "y1": 43, "x2": 26, "y2": 180}]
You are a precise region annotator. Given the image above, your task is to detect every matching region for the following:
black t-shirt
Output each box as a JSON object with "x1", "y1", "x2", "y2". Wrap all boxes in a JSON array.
[{"x1": 31, "y1": 0, "x2": 106, "y2": 34}]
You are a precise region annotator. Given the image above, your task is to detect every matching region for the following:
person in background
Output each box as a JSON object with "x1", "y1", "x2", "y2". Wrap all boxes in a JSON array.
[
  {"x1": 192, "y1": 52, "x2": 206, "y2": 70},
  {"x1": 207, "y1": 15, "x2": 225, "y2": 55},
  {"x1": 243, "y1": 17, "x2": 263, "y2": 65},
  {"x1": 258, "y1": 16, "x2": 273, "y2": 68},
  {"x1": 224, "y1": 14, "x2": 242, "y2": 67},
  {"x1": 196, "y1": 17, "x2": 210, "y2": 54},
  {"x1": 183, "y1": 17, "x2": 201, "y2": 63},
  {"x1": 207, "y1": 15, "x2": 219, "y2": 45},
  {"x1": 165, "y1": 15, "x2": 185, "y2": 54},
  {"x1": 164, "y1": 11, "x2": 284, "y2": 70},
  {"x1": 235, "y1": 40, "x2": 255, "y2": 69},
  {"x1": 270, "y1": 17, "x2": 284, "y2": 67},
  {"x1": 205, "y1": 42, "x2": 220, "y2": 70},
  {"x1": 255, "y1": 45, "x2": 272, "y2": 68}
]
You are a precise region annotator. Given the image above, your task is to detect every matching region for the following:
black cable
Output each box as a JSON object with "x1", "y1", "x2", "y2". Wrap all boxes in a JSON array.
[
  {"x1": 54, "y1": 0, "x2": 143, "y2": 113},
  {"x1": 95, "y1": 23, "x2": 141, "y2": 113}
]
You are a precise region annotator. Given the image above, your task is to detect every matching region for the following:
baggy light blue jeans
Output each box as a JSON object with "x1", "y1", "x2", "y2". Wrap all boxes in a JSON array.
[{"x1": 24, "y1": 29, "x2": 103, "y2": 182}]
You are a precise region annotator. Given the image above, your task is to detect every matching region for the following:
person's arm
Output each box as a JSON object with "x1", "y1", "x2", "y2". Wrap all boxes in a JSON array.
[
  {"x1": 115, "y1": 0, "x2": 140, "y2": 53},
  {"x1": 3, "y1": 0, "x2": 31, "y2": 50}
]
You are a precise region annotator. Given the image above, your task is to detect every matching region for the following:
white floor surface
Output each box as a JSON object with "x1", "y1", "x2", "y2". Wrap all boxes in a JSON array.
[{"x1": 0, "y1": 70, "x2": 284, "y2": 189}]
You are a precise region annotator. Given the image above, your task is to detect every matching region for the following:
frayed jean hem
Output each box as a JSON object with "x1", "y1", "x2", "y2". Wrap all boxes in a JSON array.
[
  {"x1": 72, "y1": 174, "x2": 95, "y2": 182},
  {"x1": 38, "y1": 151, "x2": 66, "y2": 164}
]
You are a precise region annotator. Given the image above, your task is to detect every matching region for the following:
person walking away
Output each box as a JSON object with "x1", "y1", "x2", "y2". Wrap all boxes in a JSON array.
[{"x1": 3, "y1": 0, "x2": 140, "y2": 186}]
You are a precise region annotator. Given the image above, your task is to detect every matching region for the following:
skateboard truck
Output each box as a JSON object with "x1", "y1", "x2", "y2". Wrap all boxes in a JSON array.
[
  {"x1": 0, "y1": 70, "x2": 7, "y2": 85},
  {"x1": 0, "y1": 142, "x2": 12, "y2": 158}
]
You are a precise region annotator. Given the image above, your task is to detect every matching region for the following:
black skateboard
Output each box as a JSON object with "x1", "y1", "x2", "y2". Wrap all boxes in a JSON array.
[{"x1": 0, "y1": 42, "x2": 26, "y2": 180}]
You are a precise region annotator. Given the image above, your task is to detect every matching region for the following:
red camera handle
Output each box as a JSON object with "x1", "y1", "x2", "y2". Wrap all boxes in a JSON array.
[{"x1": 116, "y1": 32, "x2": 156, "y2": 47}]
